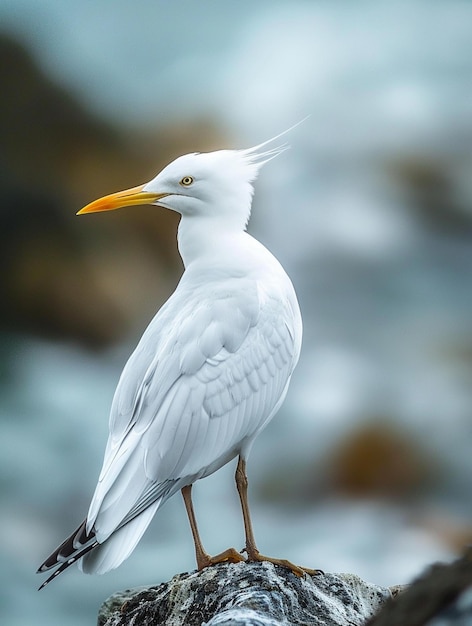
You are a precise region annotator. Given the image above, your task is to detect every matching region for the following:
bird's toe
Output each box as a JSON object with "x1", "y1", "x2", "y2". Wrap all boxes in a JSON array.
[
  {"x1": 197, "y1": 547, "x2": 246, "y2": 570},
  {"x1": 245, "y1": 549, "x2": 322, "y2": 577}
]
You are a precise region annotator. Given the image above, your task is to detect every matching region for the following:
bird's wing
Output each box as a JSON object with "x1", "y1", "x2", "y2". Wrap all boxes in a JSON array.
[{"x1": 87, "y1": 276, "x2": 300, "y2": 541}]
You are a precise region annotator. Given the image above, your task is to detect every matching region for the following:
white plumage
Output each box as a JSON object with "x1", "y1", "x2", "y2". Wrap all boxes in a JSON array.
[{"x1": 38, "y1": 133, "x2": 311, "y2": 589}]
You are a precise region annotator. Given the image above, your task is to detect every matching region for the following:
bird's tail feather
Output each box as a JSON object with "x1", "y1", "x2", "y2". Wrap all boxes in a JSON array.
[
  {"x1": 79, "y1": 500, "x2": 160, "y2": 575},
  {"x1": 37, "y1": 499, "x2": 162, "y2": 589},
  {"x1": 37, "y1": 520, "x2": 98, "y2": 590}
]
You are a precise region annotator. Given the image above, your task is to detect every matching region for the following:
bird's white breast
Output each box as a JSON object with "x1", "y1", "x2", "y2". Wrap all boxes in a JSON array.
[{"x1": 88, "y1": 232, "x2": 301, "y2": 536}]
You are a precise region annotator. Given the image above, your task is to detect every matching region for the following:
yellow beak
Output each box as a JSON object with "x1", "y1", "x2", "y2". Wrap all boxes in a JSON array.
[{"x1": 77, "y1": 184, "x2": 170, "y2": 215}]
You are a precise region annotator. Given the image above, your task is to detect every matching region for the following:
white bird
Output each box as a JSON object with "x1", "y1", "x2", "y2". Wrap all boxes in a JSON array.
[{"x1": 38, "y1": 132, "x2": 316, "y2": 589}]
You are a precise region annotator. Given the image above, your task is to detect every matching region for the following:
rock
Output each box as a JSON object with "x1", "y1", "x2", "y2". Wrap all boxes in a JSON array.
[
  {"x1": 327, "y1": 420, "x2": 433, "y2": 500},
  {"x1": 367, "y1": 547, "x2": 472, "y2": 626},
  {"x1": 0, "y1": 33, "x2": 226, "y2": 348},
  {"x1": 98, "y1": 561, "x2": 391, "y2": 626},
  {"x1": 98, "y1": 587, "x2": 148, "y2": 626}
]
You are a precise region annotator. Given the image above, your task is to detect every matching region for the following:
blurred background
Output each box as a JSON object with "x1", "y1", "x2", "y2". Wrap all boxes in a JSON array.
[{"x1": 1, "y1": 1, "x2": 471, "y2": 624}]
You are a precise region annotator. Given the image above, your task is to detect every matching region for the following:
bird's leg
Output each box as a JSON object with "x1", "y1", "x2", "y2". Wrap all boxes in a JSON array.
[
  {"x1": 235, "y1": 456, "x2": 321, "y2": 577},
  {"x1": 181, "y1": 484, "x2": 245, "y2": 570}
]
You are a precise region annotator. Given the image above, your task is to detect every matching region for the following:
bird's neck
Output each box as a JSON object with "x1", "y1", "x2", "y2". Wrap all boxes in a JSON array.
[{"x1": 177, "y1": 216, "x2": 253, "y2": 270}]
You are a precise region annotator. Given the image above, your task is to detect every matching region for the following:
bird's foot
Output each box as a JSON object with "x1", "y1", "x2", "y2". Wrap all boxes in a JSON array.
[
  {"x1": 197, "y1": 547, "x2": 246, "y2": 570},
  {"x1": 244, "y1": 548, "x2": 322, "y2": 577}
]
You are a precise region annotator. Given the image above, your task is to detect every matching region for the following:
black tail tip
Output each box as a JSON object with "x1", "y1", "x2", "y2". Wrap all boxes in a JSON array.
[{"x1": 37, "y1": 566, "x2": 64, "y2": 591}]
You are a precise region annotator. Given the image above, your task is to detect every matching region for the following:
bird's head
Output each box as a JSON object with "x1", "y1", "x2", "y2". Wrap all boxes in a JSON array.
[{"x1": 77, "y1": 141, "x2": 288, "y2": 230}]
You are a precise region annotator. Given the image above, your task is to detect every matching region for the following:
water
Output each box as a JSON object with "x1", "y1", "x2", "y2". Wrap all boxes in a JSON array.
[
  {"x1": 0, "y1": 1, "x2": 471, "y2": 624},
  {"x1": 0, "y1": 338, "x2": 456, "y2": 625}
]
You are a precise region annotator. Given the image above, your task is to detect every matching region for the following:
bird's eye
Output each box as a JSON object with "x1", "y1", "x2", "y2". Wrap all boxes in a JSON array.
[{"x1": 180, "y1": 176, "x2": 194, "y2": 187}]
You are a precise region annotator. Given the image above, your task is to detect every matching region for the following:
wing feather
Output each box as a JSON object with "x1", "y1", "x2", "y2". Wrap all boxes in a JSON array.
[{"x1": 85, "y1": 274, "x2": 301, "y2": 549}]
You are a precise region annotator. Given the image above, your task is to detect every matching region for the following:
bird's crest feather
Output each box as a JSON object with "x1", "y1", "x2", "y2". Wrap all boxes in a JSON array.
[{"x1": 239, "y1": 117, "x2": 309, "y2": 171}]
